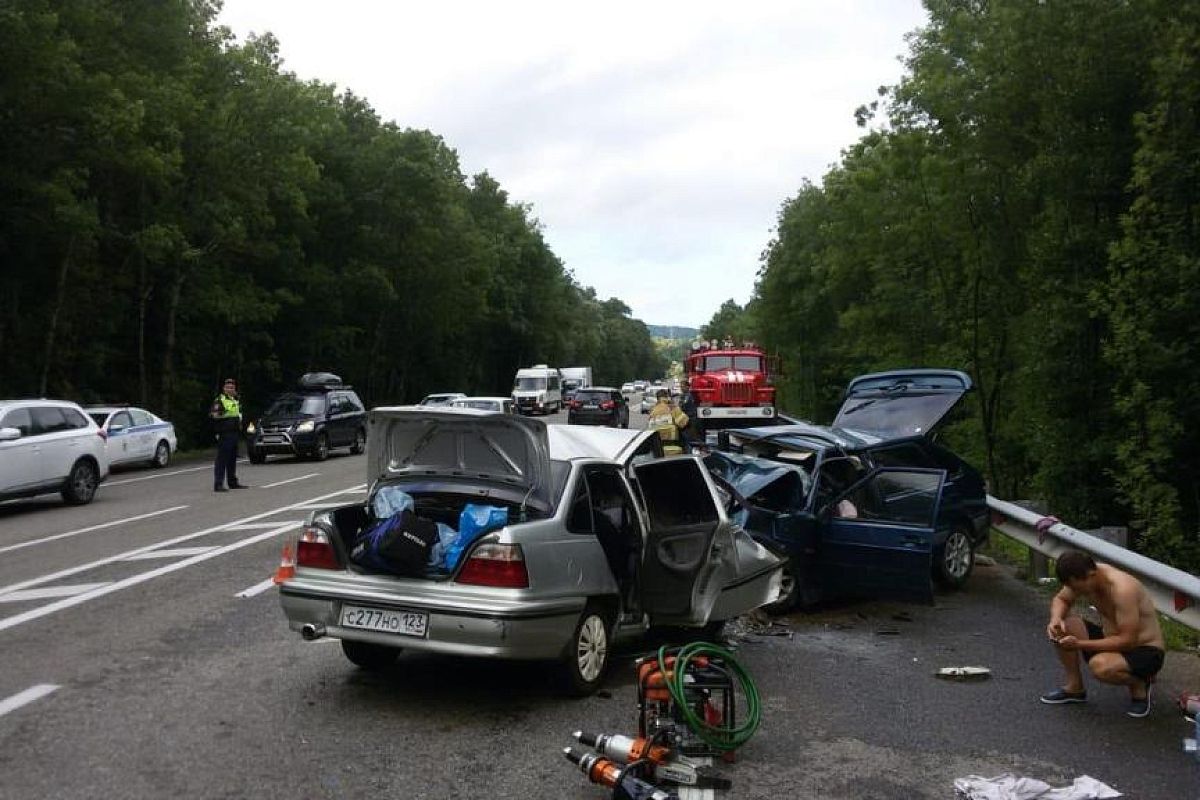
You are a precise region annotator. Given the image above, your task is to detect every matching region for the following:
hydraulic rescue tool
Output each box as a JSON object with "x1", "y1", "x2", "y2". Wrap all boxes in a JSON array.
[
  {"x1": 563, "y1": 746, "x2": 679, "y2": 800},
  {"x1": 573, "y1": 731, "x2": 733, "y2": 790}
]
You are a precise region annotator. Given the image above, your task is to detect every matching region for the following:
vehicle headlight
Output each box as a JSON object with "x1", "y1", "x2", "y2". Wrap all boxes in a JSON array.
[
  {"x1": 246, "y1": 422, "x2": 256, "y2": 434},
  {"x1": 295, "y1": 420, "x2": 315, "y2": 433}
]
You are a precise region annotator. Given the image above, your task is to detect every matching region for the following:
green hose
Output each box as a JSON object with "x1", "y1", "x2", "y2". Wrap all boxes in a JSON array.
[{"x1": 656, "y1": 641, "x2": 761, "y2": 751}]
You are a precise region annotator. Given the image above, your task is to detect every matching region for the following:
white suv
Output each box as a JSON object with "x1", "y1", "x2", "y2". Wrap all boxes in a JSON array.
[{"x1": 0, "y1": 399, "x2": 110, "y2": 505}]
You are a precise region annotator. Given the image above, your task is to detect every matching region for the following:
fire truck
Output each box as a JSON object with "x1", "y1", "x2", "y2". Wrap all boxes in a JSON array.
[{"x1": 683, "y1": 345, "x2": 778, "y2": 433}]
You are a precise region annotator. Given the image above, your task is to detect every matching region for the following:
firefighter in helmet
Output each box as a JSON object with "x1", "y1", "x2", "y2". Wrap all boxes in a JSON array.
[{"x1": 647, "y1": 388, "x2": 690, "y2": 455}]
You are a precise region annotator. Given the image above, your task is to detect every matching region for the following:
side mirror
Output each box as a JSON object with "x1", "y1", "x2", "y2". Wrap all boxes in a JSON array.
[{"x1": 0, "y1": 426, "x2": 22, "y2": 442}]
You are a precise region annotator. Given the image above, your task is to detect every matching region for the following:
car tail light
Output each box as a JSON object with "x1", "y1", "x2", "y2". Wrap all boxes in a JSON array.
[
  {"x1": 296, "y1": 525, "x2": 340, "y2": 570},
  {"x1": 601, "y1": 401, "x2": 614, "y2": 410},
  {"x1": 455, "y1": 543, "x2": 529, "y2": 588}
]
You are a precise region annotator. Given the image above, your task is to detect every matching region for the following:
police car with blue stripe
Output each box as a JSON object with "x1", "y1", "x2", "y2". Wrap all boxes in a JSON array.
[{"x1": 85, "y1": 406, "x2": 177, "y2": 469}]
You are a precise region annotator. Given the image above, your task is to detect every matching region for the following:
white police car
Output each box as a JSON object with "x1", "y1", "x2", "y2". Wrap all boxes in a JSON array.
[{"x1": 85, "y1": 406, "x2": 177, "y2": 469}]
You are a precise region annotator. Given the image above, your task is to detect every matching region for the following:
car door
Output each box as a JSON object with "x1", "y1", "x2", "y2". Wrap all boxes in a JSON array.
[
  {"x1": 128, "y1": 408, "x2": 157, "y2": 460},
  {"x1": 632, "y1": 457, "x2": 729, "y2": 626},
  {"x1": 818, "y1": 466, "x2": 945, "y2": 604},
  {"x1": 0, "y1": 407, "x2": 43, "y2": 491},
  {"x1": 106, "y1": 410, "x2": 135, "y2": 464},
  {"x1": 30, "y1": 406, "x2": 82, "y2": 482}
]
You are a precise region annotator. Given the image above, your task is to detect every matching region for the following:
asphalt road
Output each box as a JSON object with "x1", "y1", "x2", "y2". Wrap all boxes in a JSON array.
[{"x1": 1, "y1": 407, "x2": 1197, "y2": 799}]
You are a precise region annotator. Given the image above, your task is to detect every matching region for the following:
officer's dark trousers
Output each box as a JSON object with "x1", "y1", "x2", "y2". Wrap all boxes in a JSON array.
[{"x1": 214, "y1": 432, "x2": 240, "y2": 489}]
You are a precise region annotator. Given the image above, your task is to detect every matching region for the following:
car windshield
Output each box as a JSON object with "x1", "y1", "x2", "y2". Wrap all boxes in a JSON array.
[
  {"x1": 266, "y1": 394, "x2": 324, "y2": 416},
  {"x1": 700, "y1": 355, "x2": 761, "y2": 372},
  {"x1": 514, "y1": 377, "x2": 547, "y2": 391}
]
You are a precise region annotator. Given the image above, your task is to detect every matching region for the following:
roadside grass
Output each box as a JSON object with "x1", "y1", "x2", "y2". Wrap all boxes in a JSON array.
[{"x1": 983, "y1": 529, "x2": 1200, "y2": 652}]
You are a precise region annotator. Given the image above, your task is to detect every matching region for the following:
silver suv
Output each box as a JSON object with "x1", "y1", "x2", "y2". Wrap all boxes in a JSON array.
[{"x1": 0, "y1": 399, "x2": 110, "y2": 505}]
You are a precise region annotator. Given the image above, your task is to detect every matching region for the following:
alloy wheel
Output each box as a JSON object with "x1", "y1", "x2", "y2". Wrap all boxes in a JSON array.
[
  {"x1": 944, "y1": 530, "x2": 972, "y2": 580},
  {"x1": 576, "y1": 614, "x2": 608, "y2": 682}
]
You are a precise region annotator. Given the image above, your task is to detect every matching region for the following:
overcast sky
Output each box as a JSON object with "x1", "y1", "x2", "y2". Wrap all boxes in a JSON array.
[{"x1": 217, "y1": 1, "x2": 929, "y2": 329}]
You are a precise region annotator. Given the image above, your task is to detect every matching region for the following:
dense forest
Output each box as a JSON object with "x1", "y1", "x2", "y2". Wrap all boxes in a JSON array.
[
  {"x1": 706, "y1": 0, "x2": 1199, "y2": 570},
  {"x1": 0, "y1": 0, "x2": 665, "y2": 447}
]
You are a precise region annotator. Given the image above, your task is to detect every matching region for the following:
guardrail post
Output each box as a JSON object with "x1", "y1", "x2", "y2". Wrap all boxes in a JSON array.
[{"x1": 1013, "y1": 501, "x2": 1051, "y2": 580}]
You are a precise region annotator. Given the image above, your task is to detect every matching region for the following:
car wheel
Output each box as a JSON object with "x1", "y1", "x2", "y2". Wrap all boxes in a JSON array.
[
  {"x1": 560, "y1": 605, "x2": 611, "y2": 696},
  {"x1": 313, "y1": 433, "x2": 329, "y2": 461},
  {"x1": 151, "y1": 440, "x2": 171, "y2": 468},
  {"x1": 248, "y1": 447, "x2": 267, "y2": 465},
  {"x1": 349, "y1": 428, "x2": 366, "y2": 455},
  {"x1": 934, "y1": 527, "x2": 975, "y2": 589},
  {"x1": 61, "y1": 459, "x2": 99, "y2": 505},
  {"x1": 341, "y1": 640, "x2": 400, "y2": 670}
]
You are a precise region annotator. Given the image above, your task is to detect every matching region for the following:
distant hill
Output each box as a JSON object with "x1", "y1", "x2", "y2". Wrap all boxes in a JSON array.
[{"x1": 647, "y1": 324, "x2": 698, "y2": 341}]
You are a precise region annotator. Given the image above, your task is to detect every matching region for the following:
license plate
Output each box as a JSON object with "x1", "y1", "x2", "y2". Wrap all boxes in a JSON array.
[
  {"x1": 340, "y1": 604, "x2": 428, "y2": 638},
  {"x1": 583, "y1": 404, "x2": 598, "y2": 409}
]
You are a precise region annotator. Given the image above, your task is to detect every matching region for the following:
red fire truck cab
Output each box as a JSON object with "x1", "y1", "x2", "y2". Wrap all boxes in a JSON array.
[{"x1": 684, "y1": 346, "x2": 778, "y2": 431}]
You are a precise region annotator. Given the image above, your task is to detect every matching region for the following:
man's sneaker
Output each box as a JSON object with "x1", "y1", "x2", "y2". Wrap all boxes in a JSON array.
[
  {"x1": 214, "y1": 486, "x2": 228, "y2": 493},
  {"x1": 1040, "y1": 688, "x2": 1087, "y2": 704},
  {"x1": 1127, "y1": 683, "x2": 1152, "y2": 718}
]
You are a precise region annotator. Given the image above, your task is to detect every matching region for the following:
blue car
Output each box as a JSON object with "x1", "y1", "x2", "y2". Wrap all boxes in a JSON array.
[{"x1": 705, "y1": 369, "x2": 989, "y2": 611}]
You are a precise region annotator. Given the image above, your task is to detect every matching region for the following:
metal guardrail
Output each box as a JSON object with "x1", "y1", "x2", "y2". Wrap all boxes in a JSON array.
[{"x1": 988, "y1": 495, "x2": 1200, "y2": 631}]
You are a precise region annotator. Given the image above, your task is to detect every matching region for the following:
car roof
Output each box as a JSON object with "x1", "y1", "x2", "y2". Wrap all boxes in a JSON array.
[
  {"x1": 575, "y1": 386, "x2": 617, "y2": 392},
  {"x1": 452, "y1": 396, "x2": 510, "y2": 403},
  {"x1": 0, "y1": 398, "x2": 87, "y2": 411}
]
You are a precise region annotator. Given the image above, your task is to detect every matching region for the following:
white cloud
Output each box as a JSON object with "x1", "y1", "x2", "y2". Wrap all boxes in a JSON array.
[{"x1": 218, "y1": 0, "x2": 927, "y2": 327}]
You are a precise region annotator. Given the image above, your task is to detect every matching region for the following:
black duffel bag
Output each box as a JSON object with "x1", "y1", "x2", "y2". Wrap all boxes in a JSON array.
[{"x1": 350, "y1": 509, "x2": 438, "y2": 576}]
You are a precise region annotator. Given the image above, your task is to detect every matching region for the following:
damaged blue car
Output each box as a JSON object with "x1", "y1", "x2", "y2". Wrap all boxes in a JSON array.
[{"x1": 705, "y1": 369, "x2": 989, "y2": 611}]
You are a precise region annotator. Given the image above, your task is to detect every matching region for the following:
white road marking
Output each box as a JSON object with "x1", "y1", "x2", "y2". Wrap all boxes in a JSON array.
[
  {"x1": 123, "y1": 546, "x2": 219, "y2": 561},
  {"x1": 235, "y1": 578, "x2": 277, "y2": 598},
  {"x1": 0, "y1": 522, "x2": 301, "y2": 632},
  {"x1": 223, "y1": 521, "x2": 303, "y2": 531},
  {"x1": 102, "y1": 459, "x2": 248, "y2": 488},
  {"x1": 329, "y1": 485, "x2": 368, "y2": 494},
  {"x1": 288, "y1": 503, "x2": 337, "y2": 511},
  {"x1": 0, "y1": 684, "x2": 59, "y2": 718},
  {"x1": 259, "y1": 473, "x2": 320, "y2": 489},
  {"x1": 0, "y1": 485, "x2": 358, "y2": 599},
  {"x1": 0, "y1": 583, "x2": 111, "y2": 603},
  {"x1": 0, "y1": 506, "x2": 189, "y2": 556}
]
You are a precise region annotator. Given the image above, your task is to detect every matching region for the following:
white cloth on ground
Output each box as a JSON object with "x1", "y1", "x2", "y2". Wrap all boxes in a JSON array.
[{"x1": 954, "y1": 773, "x2": 1121, "y2": 800}]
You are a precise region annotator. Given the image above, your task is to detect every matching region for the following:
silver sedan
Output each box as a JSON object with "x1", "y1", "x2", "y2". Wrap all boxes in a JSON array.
[{"x1": 279, "y1": 408, "x2": 783, "y2": 694}]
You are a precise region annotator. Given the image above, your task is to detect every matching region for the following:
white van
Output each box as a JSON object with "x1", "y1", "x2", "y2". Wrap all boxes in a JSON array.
[{"x1": 512, "y1": 365, "x2": 562, "y2": 415}]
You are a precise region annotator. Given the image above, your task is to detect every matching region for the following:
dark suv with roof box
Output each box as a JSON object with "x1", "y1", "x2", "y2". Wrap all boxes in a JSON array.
[{"x1": 247, "y1": 373, "x2": 367, "y2": 463}]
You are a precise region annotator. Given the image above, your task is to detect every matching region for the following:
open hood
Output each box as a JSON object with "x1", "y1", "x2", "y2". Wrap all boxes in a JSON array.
[
  {"x1": 368, "y1": 407, "x2": 551, "y2": 507},
  {"x1": 547, "y1": 425, "x2": 655, "y2": 464},
  {"x1": 833, "y1": 369, "x2": 972, "y2": 439}
]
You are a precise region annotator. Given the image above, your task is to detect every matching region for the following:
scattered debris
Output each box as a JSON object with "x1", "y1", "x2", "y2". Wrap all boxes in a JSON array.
[
  {"x1": 954, "y1": 772, "x2": 1120, "y2": 799},
  {"x1": 724, "y1": 612, "x2": 793, "y2": 643},
  {"x1": 937, "y1": 666, "x2": 991, "y2": 681},
  {"x1": 975, "y1": 554, "x2": 997, "y2": 567},
  {"x1": 891, "y1": 611, "x2": 914, "y2": 622}
]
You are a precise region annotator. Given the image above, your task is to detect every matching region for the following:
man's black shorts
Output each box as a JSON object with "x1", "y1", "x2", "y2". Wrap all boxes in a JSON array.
[{"x1": 1082, "y1": 620, "x2": 1165, "y2": 680}]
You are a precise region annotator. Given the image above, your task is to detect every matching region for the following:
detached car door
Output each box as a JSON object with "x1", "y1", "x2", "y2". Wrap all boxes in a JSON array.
[{"x1": 819, "y1": 467, "x2": 945, "y2": 604}]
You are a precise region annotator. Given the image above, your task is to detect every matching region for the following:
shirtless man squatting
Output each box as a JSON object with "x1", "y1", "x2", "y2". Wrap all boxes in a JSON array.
[{"x1": 1040, "y1": 550, "x2": 1166, "y2": 718}]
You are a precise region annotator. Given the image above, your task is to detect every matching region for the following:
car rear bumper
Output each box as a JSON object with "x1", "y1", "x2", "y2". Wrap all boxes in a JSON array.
[
  {"x1": 280, "y1": 582, "x2": 585, "y2": 660},
  {"x1": 568, "y1": 412, "x2": 619, "y2": 425}
]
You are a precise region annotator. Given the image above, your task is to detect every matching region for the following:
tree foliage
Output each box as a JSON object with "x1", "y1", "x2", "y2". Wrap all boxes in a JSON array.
[
  {"x1": 0, "y1": 0, "x2": 664, "y2": 446},
  {"x1": 744, "y1": 0, "x2": 1199, "y2": 568}
]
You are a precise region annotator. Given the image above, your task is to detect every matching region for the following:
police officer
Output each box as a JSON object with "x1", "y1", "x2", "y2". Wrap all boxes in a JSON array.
[{"x1": 210, "y1": 378, "x2": 248, "y2": 492}]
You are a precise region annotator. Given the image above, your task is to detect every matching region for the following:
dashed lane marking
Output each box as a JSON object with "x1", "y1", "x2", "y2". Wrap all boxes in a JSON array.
[
  {"x1": 259, "y1": 473, "x2": 320, "y2": 489},
  {"x1": 101, "y1": 459, "x2": 248, "y2": 488},
  {"x1": 0, "y1": 522, "x2": 301, "y2": 633},
  {"x1": 0, "y1": 584, "x2": 111, "y2": 604},
  {"x1": 0, "y1": 684, "x2": 59, "y2": 719},
  {"x1": 235, "y1": 578, "x2": 277, "y2": 598},
  {"x1": 0, "y1": 506, "x2": 189, "y2": 556}
]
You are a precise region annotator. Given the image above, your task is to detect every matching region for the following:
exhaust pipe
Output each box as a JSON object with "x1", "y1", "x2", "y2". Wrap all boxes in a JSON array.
[{"x1": 300, "y1": 623, "x2": 325, "y2": 641}]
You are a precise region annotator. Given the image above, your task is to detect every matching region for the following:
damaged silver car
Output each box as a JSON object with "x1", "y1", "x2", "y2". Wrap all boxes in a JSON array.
[{"x1": 278, "y1": 408, "x2": 784, "y2": 694}]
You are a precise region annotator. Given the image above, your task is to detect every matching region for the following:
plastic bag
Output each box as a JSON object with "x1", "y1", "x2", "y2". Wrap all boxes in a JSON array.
[
  {"x1": 372, "y1": 485, "x2": 414, "y2": 520},
  {"x1": 444, "y1": 504, "x2": 509, "y2": 571},
  {"x1": 427, "y1": 523, "x2": 459, "y2": 569}
]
